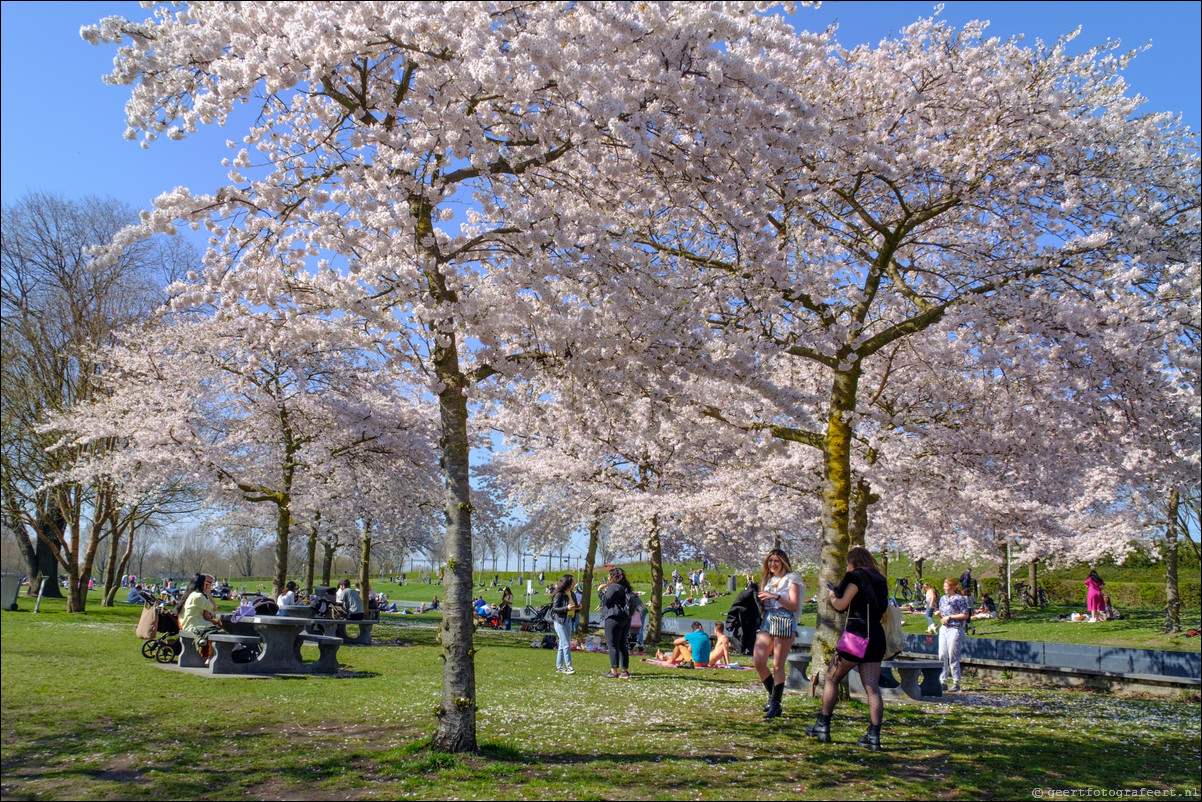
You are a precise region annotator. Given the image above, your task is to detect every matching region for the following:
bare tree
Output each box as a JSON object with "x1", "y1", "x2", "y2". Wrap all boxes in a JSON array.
[{"x1": 1, "y1": 192, "x2": 194, "y2": 610}]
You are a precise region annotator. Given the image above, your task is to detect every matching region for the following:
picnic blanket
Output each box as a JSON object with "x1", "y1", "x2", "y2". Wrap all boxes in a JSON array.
[{"x1": 641, "y1": 658, "x2": 753, "y2": 670}]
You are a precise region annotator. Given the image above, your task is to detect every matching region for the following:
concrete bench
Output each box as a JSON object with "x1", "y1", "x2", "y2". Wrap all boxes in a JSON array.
[
  {"x1": 785, "y1": 652, "x2": 814, "y2": 690},
  {"x1": 207, "y1": 633, "x2": 262, "y2": 675},
  {"x1": 871, "y1": 659, "x2": 943, "y2": 699},
  {"x1": 334, "y1": 619, "x2": 375, "y2": 645},
  {"x1": 295, "y1": 632, "x2": 342, "y2": 673},
  {"x1": 786, "y1": 651, "x2": 943, "y2": 700},
  {"x1": 178, "y1": 632, "x2": 206, "y2": 668}
]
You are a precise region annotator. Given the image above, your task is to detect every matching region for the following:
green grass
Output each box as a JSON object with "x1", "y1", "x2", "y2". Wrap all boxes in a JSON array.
[
  {"x1": 1, "y1": 596, "x2": 1199, "y2": 801},
  {"x1": 375, "y1": 579, "x2": 1201, "y2": 652}
]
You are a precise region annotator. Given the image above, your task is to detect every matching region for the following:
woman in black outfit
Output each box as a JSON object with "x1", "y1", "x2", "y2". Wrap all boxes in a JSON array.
[
  {"x1": 499, "y1": 586, "x2": 514, "y2": 630},
  {"x1": 598, "y1": 567, "x2": 634, "y2": 679},
  {"x1": 806, "y1": 546, "x2": 888, "y2": 750}
]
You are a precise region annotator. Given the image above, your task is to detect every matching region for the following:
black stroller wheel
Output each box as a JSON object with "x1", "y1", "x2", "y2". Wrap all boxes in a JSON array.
[
  {"x1": 155, "y1": 643, "x2": 176, "y2": 663},
  {"x1": 142, "y1": 640, "x2": 161, "y2": 659}
]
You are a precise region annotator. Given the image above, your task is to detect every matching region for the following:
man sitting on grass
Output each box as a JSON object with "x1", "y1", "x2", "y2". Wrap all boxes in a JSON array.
[
  {"x1": 709, "y1": 621, "x2": 733, "y2": 666},
  {"x1": 657, "y1": 621, "x2": 711, "y2": 667}
]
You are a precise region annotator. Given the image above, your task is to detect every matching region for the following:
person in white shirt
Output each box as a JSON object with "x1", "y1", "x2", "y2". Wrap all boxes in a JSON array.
[{"x1": 278, "y1": 580, "x2": 299, "y2": 609}]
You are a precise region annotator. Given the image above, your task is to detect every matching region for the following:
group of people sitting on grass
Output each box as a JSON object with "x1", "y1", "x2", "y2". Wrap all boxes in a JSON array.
[{"x1": 655, "y1": 621, "x2": 734, "y2": 667}]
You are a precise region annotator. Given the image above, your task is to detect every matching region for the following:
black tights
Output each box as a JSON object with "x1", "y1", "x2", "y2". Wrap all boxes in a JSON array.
[
  {"x1": 605, "y1": 617, "x2": 631, "y2": 670},
  {"x1": 821, "y1": 655, "x2": 883, "y2": 726}
]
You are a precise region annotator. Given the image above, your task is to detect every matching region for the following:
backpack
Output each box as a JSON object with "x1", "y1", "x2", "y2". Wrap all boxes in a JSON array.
[
  {"x1": 251, "y1": 596, "x2": 279, "y2": 616},
  {"x1": 624, "y1": 588, "x2": 641, "y2": 617},
  {"x1": 541, "y1": 634, "x2": 558, "y2": 649}
]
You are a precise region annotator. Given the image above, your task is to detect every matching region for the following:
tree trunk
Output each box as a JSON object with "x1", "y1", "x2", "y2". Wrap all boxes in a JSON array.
[
  {"x1": 915, "y1": 558, "x2": 924, "y2": 585},
  {"x1": 321, "y1": 540, "x2": 334, "y2": 586},
  {"x1": 810, "y1": 368, "x2": 859, "y2": 696},
  {"x1": 271, "y1": 501, "x2": 291, "y2": 599},
  {"x1": 996, "y1": 541, "x2": 1011, "y2": 621},
  {"x1": 848, "y1": 476, "x2": 872, "y2": 548},
  {"x1": 306, "y1": 514, "x2": 319, "y2": 594},
  {"x1": 579, "y1": 512, "x2": 600, "y2": 632},
  {"x1": 1163, "y1": 488, "x2": 1181, "y2": 634},
  {"x1": 431, "y1": 321, "x2": 477, "y2": 754},
  {"x1": 104, "y1": 520, "x2": 137, "y2": 607},
  {"x1": 644, "y1": 518, "x2": 664, "y2": 645},
  {"x1": 101, "y1": 527, "x2": 120, "y2": 607},
  {"x1": 358, "y1": 521, "x2": 372, "y2": 601}
]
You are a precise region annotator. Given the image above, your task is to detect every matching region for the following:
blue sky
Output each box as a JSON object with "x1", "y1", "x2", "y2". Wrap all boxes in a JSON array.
[
  {"x1": 2, "y1": 1, "x2": 1199, "y2": 212},
  {"x1": 3, "y1": 2, "x2": 1199, "y2": 565}
]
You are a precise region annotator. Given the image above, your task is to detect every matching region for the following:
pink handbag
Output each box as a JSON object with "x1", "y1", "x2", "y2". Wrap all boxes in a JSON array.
[{"x1": 836, "y1": 628, "x2": 868, "y2": 658}]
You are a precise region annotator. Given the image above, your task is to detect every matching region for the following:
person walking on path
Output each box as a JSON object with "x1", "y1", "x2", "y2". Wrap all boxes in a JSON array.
[
  {"x1": 598, "y1": 567, "x2": 635, "y2": 679},
  {"x1": 937, "y1": 578, "x2": 971, "y2": 692},
  {"x1": 549, "y1": 575, "x2": 576, "y2": 674},
  {"x1": 1085, "y1": 570, "x2": 1106, "y2": 622},
  {"x1": 754, "y1": 548, "x2": 803, "y2": 720},
  {"x1": 806, "y1": 547, "x2": 888, "y2": 749}
]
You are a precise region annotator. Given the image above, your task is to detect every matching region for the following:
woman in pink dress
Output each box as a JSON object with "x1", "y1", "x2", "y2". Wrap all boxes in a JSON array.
[{"x1": 1085, "y1": 570, "x2": 1106, "y2": 622}]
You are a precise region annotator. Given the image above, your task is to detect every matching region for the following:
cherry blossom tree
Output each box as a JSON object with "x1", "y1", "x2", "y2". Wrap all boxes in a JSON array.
[
  {"x1": 521, "y1": 16, "x2": 1199, "y2": 679},
  {"x1": 48, "y1": 308, "x2": 438, "y2": 599},
  {"x1": 84, "y1": 0, "x2": 812, "y2": 751}
]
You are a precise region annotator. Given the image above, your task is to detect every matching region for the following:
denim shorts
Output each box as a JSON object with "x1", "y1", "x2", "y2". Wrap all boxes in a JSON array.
[{"x1": 758, "y1": 609, "x2": 798, "y2": 638}]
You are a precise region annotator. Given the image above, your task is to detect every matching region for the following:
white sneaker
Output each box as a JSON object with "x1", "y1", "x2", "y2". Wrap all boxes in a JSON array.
[{"x1": 562, "y1": 667, "x2": 575, "y2": 675}]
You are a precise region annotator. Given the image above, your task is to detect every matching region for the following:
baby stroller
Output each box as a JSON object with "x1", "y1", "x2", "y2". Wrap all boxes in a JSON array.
[
  {"x1": 475, "y1": 608, "x2": 504, "y2": 630},
  {"x1": 138, "y1": 603, "x2": 181, "y2": 664},
  {"x1": 520, "y1": 603, "x2": 552, "y2": 633}
]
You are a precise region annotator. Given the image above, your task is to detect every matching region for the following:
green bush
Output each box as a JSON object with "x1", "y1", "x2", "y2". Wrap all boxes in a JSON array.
[{"x1": 976, "y1": 577, "x2": 1199, "y2": 609}]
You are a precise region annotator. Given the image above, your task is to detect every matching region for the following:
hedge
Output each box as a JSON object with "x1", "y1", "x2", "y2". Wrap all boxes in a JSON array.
[{"x1": 978, "y1": 577, "x2": 1200, "y2": 609}]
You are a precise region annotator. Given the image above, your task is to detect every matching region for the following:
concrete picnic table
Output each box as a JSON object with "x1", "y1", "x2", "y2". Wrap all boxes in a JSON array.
[{"x1": 178, "y1": 615, "x2": 343, "y2": 675}]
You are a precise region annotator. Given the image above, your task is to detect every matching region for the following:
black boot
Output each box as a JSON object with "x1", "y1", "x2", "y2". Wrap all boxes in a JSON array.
[
  {"x1": 857, "y1": 724, "x2": 882, "y2": 751},
  {"x1": 763, "y1": 683, "x2": 784, "y2": 720},
  {"x1": 761, "y1": 675, "x2": 775, "y2": 713},
  {"x1": 805, "y1": 713, "x2": 831, "y2": 742}
]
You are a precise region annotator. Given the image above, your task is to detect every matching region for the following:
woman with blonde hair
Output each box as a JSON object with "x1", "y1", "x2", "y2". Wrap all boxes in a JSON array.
[
  {"x1": 806, "y1": 546, "x2": 888, "y2": 750},
  {"x1": 754, "y1": 548, "x2": 804, "y2": 720},
  {"x1": 937, "y1": 577, "x2": 970, "y2": 691},
  {"x1": 923, "y1": 582, "x2": 938, "y2": 634}
]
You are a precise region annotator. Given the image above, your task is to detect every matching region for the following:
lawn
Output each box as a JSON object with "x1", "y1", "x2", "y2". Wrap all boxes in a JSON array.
[
  {"x1": 1, "y1": 596, "x2": 1198, "y2": 801},
  {"x1": 377, "y1": 577, "x2": 1201, "y2": 652}
]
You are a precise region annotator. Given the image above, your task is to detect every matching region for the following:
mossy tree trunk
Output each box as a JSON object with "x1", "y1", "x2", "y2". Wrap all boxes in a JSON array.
[
  {"x1": 810, "y1": 368, "x2": 859, "y2": 696},
  {"x1": 580, "y1": 511, "x2": 600, "y2": 632},
  {"x1": 644, "y1": 517, "x2": 664, "y2": 645},
  {"x1": 1163, "y1": 488, "x2": 1181, "y2": 634}
]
